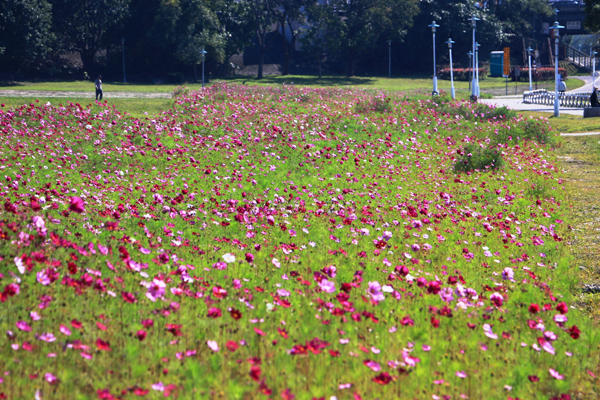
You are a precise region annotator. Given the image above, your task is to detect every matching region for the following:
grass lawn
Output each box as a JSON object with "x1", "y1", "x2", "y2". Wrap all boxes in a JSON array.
[
  {"x1": 519, "y1": 111, "x2": 600, "y2": 134},
  {"x1": 0, "y1": 74, "x2": 584, "y2": 95}
]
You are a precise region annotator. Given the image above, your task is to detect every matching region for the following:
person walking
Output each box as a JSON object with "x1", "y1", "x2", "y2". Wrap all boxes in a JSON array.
[
  {"x1": 95, "y1": 75, "x2": 103, "y2": 101},
  {"x1": 591, "y1": 87, "x2": 600, "y2": 107}
]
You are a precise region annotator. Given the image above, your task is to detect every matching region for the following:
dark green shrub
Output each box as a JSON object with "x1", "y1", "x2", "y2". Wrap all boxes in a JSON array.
[
  {"x1": 454, "y1": 144, "x2": 504, "y2": 172},
  {"x1": 433, "y1": 102, "x2": 516, "y2": 121}
]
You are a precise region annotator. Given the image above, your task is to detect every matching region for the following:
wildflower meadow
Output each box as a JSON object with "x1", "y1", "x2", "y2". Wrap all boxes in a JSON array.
[{"x1": 0, "y1": 83, "x2": 598, "y2": 400}]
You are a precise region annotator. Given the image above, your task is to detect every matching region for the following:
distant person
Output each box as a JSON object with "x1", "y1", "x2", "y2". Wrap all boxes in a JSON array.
[
  {"x1": 591, "y1": 87, "x2": 600, "y2": 107},
  {"x1": 95, "y1": 75, "x2": 103, "y2": 101},
  {"x1": 558, "y1": 76, "x2": 567, "y2": 93}
]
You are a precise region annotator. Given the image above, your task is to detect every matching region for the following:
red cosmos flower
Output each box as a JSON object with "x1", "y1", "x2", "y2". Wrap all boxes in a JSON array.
[
  {"x1": 207, "y1": 307, "x2": 222, "y2": 318},
  {"x1": 96, "y1": 338, "x2": 112, "y2": 351},
  {"x1": 372, "y1": 372, "x2": 394, "y2": 385},
  {"x1": 254, "y1": 327, "x2": 266, "y2": 336},
  {"x1": 133, "y1": 388, "x2": 149, "y2": 396},
  {"x1": 249, "y1": 365, "x2": 262, "y2": 381},
  {"x1": 71, "y1": 319, "x2": 83, "y2": 329},
  {"x1": 430, "y1": 317, "x2": 440, "y2": 328},
  {"x1": 400, "y1": 316, "x2": 414, "y2": 326},
  {"x1": 245, "y1": 253, "x2": 254, "y2": 263},
  {"x1": 281, "y1": 388, "x2": 295, "y2": 400},
  {"x1": 277, "y1": 327, "x2": 289, "y2": 338},
  {"x1": 166, "y1": 324, "x2": 183, "y2": 336},
  {"x1": 529, "y1": 303, "x2": 540, "y2": 314},
  {"x1": 427, "y1": 281, "x2": 441, "y2": 295},
  {"x1": 69, "y1": 196, "x2": 85, "y2": 213},
  {"x1": 567, "y1": 325, "x2": 581, "y2": 339},
  {"x1": 141, "y1": 319, "x2": 154, "y2": 328},
  {"x1": 136, "y1": 330, "x2": 147, "y2": 341},
  {"x1": 225, "y1": 341, "x2": 239, "y2": 352},
  {"x1": 556, "y1": 302, "x2": 568, "y2": 314},
  {"x1": 528, "y1": 375, "x2": 539, "y2": 382},
  {"x1": 229, "y1": 308, "x2": 242, "y2": 320},
  {"x1": 258, "y1": 381, "x2": 272, "y2": 396},
  {"x1": 97, "y1": 388, "x2": 115, "y2": 400},
  {"x1": 122, "y1": 292, "x2": 137, "y2": 303}
]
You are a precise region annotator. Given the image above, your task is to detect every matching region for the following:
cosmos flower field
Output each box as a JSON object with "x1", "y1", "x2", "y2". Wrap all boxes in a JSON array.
[{"x1": 0, "y1": 83, "x2": 598, "y2": 400}]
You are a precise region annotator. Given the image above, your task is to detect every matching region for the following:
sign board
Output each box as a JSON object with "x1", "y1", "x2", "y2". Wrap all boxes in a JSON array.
[
  {"x1": 567, "y1": 21, "x2": 581, "y2": 30},
  {"x1": 503, "y1": 47, "x2": 510, "y2": 76}
]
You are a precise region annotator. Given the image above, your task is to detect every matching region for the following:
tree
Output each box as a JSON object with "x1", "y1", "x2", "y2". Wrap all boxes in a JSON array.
[
  {"x1": 301, "y1": 2, "x2": 341, "y2": 78},
  {"x1": 276, "y1": 0, "x2": 311, "y2": 75},
  {"x1": 248, "y1": 0, "x2": 281, "y2": 79},
  {"x1": 50, "y1": 0, "x2": 130, "y2": 73},
  {"x1": 217, "y1": 0, "x2": 255, "y2": 74},
  {"x1": 585, "y1": 0, "x2": 600, "y2": 33},
  {"x1": 325, "y1": 0, "x2": 420, "y2": 76},
  {"x1": 0, "y1": 0, "x2": 54, "y2": 73}
]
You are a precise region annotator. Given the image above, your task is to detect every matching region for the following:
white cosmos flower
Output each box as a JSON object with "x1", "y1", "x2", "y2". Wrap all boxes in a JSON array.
[{"x1": 223, "y1": 253, "x2": 236, "y2": 263}]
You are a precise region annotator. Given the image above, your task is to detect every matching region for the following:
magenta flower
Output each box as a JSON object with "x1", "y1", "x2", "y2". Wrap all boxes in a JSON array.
[
  {"x1": 16, "y1": 321, "x2": 31, "y2": 332},
  {"x1": 145, "y1": 279, "x2": 166, "y2": 302},
  {"x1": 549, "y1": 368, "x2": 564, "y2": 380},
  {"x1": 69, "y1": 196, "x2": 85, "y2": 213}
]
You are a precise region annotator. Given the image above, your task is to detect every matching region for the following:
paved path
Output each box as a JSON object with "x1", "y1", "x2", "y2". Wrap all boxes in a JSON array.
[
  {"x1": 480, "y1": 76, "x2": 595, "y2": 116},
  {"x1": 0, "y1": 90, "x2": 171, "y2": 99}
]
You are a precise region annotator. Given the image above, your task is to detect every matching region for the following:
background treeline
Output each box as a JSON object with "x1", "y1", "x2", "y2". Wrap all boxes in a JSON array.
[{"x1": 0, "y1": 0, "x2": 553, "y2": 81}]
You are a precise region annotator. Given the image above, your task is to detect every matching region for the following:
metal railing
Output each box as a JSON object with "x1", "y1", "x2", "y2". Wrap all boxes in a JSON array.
[
  {"x1": 565, "y1": 45, "x2": 593, "y2": 70},
  {"x1": 523, "y1": 89, "x2": 591, "y2": 108}
]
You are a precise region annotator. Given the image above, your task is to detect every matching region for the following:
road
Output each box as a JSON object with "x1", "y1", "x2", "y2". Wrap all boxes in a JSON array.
[{"x1": 480, "y1": 75, "x2": 595, "y2": 116}]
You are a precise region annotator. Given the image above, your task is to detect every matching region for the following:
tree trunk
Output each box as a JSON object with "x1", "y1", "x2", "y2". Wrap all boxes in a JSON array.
[
  {"x1": 258, "y1": 49, "x2": 265, "y2": 79},
  {"x1": 347, "y1": 54, "x2": 355, "y2": 77},
  {"x1": 80, "y1": 49, "x2": 95, "y2": 75},
  {"x1": 318, "y1": 57, "x2": 322, "y2": 79}
]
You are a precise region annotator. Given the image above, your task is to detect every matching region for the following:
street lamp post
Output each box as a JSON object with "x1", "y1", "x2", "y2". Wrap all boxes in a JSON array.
[
  {"x1": 446, "y1": 38, "x2": 455, "y2": 99},
  {"x1": 429, "y1": 21, "x2": 440, "y2": 96},
  {"x1": 550, "y1": 22, "x2": 564, "y2": 117},
  {"x1": 388, "y1": 40, "x2": 392, "y2": 78},
  {"x1": 122, "y1": 38, "x2": 126, "y2": 83},
  {"x1": 467, "y1": 51, "x2": 473, "y2": 91},
  {"x1": 527, "y1": 47, "x2": 533, "y2": 91},
  {"x1": 476, "y1": 42, "x2": 481, "y2": 97},
  {"x1": 594, "y1": 51, "x2": 598, "y2": 87},
  {"x1": 469, "y1": 16, "x2": 480, "y2": 99},
  {"x1": 200, "y1": 49, "x2": 207, "y2": 89}
]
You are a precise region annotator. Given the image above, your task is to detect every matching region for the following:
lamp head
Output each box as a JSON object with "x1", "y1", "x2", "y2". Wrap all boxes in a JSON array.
[
  {"x1": 428, "y1": 21, "x2": 439, "y2": 32},
  {"x1": 445, "y1": 38, "x2": 454, "y2": 48}
]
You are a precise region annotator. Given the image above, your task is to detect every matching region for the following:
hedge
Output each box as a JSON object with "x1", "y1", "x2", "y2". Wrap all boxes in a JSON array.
[{"x1": 437, "y1": 68, "x2": 488, "y2": 81}]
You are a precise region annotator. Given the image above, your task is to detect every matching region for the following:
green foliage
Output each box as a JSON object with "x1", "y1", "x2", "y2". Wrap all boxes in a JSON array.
[
  {"x1": 354, "y1": 96, "x2": 393, "y2": 113},
  {"x1": 166, "y1": 72, "x2": 186, "y2": 84},
  {"x1": 0, "y1": 0, "x2": 54, "y2": 73},
  {"x1": 494, "y1": 118, "x2": 555, "y2": 145},
  {"x1": 585, "y1": 0, "x2": 600, "y2": 33},
  {"x1": 454, "y1": 144, "x2": 504, "y2": 172}
]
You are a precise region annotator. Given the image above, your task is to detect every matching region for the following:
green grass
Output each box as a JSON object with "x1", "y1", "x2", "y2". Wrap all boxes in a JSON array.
[
  {"x1": 519, "y1": 111, "x2": 600, "y2": 133},
  {"x1": 0, "y1": 97, "x2": 175, "y2": 119},
  {"x1": 0, "y1": 74, "x2": 585, "y2": 95}
]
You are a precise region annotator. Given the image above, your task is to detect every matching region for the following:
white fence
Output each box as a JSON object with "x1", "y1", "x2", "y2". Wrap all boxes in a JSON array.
[{"x1": 522, "y1": 89, "x2": 591, "y2": 108}]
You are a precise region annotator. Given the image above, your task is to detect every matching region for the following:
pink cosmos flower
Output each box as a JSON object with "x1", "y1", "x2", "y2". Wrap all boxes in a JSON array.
[
  {"x1": 16, "y1": 321, "x2": 32, "y2": 331},
  {"x1": 207, "y1": 340, "x2": 219, "y2": 352},
  {"x1": 145, "y1": 279, "x2": 166, "y2": 302},
  {"x1": 367, "y1": 281, "x2": 385, "y2": 302},
  {"x1": 363, "y1": 360, "x2": 381, "y2": 371},
  {"x1": 483, "y1": 324, "x2": 498, "y2": 340},
  {"x1": 318, "y1": 279, "x2": 336, "y2": 293},
  {"x1": 455, "y1": 371, "x2": 467, "y2": 378},
  {"x1": 549, "y1": 368, "x2": 564, "y2": 380},
  {"x1": 59, "y1": 324, "x2": 71, "y2": 336},
  {"x1": 45, "y1": 373, "x2": 59, "y2": 385}
]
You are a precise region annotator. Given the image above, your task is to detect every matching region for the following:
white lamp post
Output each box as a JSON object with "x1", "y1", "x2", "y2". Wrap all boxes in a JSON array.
[
  {"x1": 550, "y1": 22, "x2": 564, "y2": 117},
  {"x1": 594, "y1": 51, "x2": 598, "y2": 87},
  {"x1": 200, "y1": 49, "x2": 207, "y2": 89},
  {"x1": 446, "y1": 38, "x2": 455, "y2": 99},
  {"x1": 476, "y1": 42, "x2": 481, "y2": 97},
  {"x1": 429, "y1": 21, "x2": 440, "y2": 96},
  {"x1": 469, "y1": 16, "x2": 480, "y2": 99},
  {"x1": 527, "y1": 47, "x2": 533, "y2": 91},
  {"x1": 467, "y1": 51, "x2": 473, "y2": 92}
]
